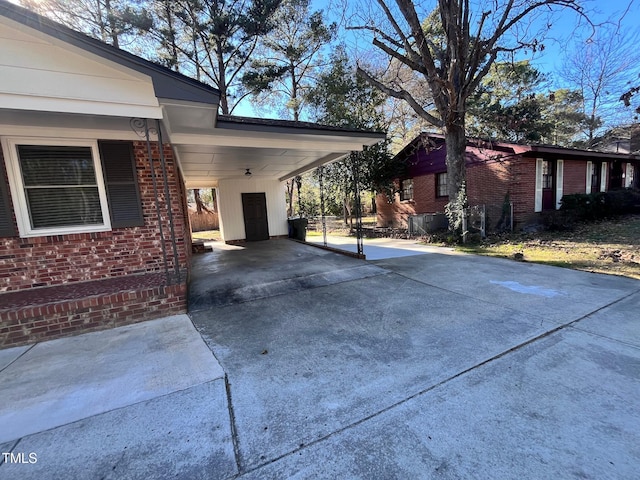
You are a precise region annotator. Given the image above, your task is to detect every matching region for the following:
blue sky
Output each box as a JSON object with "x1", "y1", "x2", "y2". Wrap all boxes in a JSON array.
[{"x1": 238, "y1": 0, "x2": 639, "y2": 118}]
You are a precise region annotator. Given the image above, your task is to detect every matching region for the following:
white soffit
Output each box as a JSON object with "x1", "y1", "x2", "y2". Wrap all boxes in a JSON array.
[
  {"x1": 173, "y1": 119, "x2": 384, "y2": 188},
  {"x1": 0, "y1": 17, "x2": 162, "y2": 119}
]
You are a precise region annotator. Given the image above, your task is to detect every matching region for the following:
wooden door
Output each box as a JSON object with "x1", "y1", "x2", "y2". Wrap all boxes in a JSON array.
[
  {"x1": 242, "y1": 193, "x2": 269, "y2": 241},
  {"x1": 541, "y1": 159, "x2": 556, "y2": 211}
]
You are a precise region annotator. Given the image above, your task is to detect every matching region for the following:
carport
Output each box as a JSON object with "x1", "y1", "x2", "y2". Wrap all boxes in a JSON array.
[{"x1": 169, "y1": 113, "x2": 385, "y2": 244}]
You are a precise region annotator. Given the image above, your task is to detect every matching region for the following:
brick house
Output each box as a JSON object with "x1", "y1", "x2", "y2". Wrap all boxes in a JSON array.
[
  {"x1": 0, "y1": 1, "x2": 383, "y2": 348},
  {"x1": 377, "y1": 133, "x2": 640, "y2": 229}
]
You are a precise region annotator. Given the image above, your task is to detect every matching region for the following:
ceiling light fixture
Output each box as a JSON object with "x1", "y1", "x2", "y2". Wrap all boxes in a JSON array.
[{"x1": 245, "y1": 168, "x2": 252, "y2": 177}]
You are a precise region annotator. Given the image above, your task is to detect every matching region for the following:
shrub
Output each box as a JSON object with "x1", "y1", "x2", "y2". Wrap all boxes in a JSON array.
[{"x1": 560, "y1": 189, "x2": 640, "y2": 221}]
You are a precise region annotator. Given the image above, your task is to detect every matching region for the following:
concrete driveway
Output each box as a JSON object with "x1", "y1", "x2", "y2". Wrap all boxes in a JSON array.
[{"x1": 2, "y1": 239, "x2": 639, "y2": 479}]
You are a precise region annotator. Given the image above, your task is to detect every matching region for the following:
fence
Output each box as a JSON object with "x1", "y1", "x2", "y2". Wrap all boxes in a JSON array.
[
  {"x1": 407, "y1": 213, "x2": 448, "y2": 236},
  {"x1": 463, "y1": 203, "x2": 513, "y2": 241},
  {"x1": 189, "y1": 211, "x2": 219, "y2": 232}
]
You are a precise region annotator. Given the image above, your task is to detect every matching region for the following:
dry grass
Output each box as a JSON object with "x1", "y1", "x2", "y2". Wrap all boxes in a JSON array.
[
  {"x1": 191, "y1": 229, "x2": 221, "y2": 242},
  {"x1": 458, "y1": 214, "x2": 640, "y2": 280}
]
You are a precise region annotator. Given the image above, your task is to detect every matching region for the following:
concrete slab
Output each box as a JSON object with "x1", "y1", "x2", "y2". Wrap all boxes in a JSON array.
[
  {"x1": 307, "y1": 235, "x2": 459, "y2": 260},
  {"x1": 0, "y1": 315, "x2": 223, "y2": 443},
  {"x1": 238, "y1": 328, "x2": 640, "y2": 479},
  {"x1": 191, "y1": 272, "x2": 553, "y2": 470},
  {"x1": 189, "y1": 239, "x2": 388, "y2": 310},
  {"x1": 0, "y1": 380, "x2": 237, "y2": 480},
  {"x1": 572, "y1": 290, "x2": 640, "y2": 347},
  {"x1": 374, "y1": 252, "x2": 640, "y2": 324},
  {"x1": 190, "y1": 264, "x2": 386, "y2": 310},
  {"x1": 0, "y1": 344, "x2": 30, "y2": 371}
]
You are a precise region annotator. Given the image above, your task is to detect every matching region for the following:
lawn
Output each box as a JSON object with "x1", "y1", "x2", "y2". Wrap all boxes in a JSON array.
[
  {"x1": 191, "y1": 229, "x2": 221, "y2": 241},
  {"x1": 457, "y1": 214, "x2": 640, "y2": 280}
]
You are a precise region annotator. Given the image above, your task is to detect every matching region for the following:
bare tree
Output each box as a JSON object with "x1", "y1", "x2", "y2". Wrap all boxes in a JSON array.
[
  {"x1": 20, "y1": 0, "x2": 151, "y2": 48},
  {"x1": 352, "y1": 0, "x2": 585, "y2": 229},
  {"x1": 560, "y1": 24, "x2": 640, "y2": 148}
]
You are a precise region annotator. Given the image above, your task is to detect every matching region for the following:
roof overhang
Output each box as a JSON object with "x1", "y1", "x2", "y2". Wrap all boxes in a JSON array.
[{"x1": 171, "y1": 116, "x2": 386, "y2": 188}]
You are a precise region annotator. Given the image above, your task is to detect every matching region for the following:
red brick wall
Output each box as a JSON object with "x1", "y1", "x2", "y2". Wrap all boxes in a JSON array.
[
  {"x1": 563, "y1": 160, "x2": 588, "y2": 196},
  {"x1": 376, "y1": 161, "x2": 512, "y2": 228},
  {"x1": 467, "y1": 160, "x2": 512, "y2": 207},
  {"x1": 376, "y1": 176, "x2": 450, "y2": 228},
  {"x1": 0, "y1": 140, "x2": 190, "y2": 348},
  {"x1": 0, "y1": 282, "x2": 186, "y2": 348},
  {"x1": 0, "y1": 141, "x2": 188, "y2": 291}
]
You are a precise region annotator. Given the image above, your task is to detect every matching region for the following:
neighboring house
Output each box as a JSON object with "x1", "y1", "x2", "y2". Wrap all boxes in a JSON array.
[
  {"x1": 378, "y1": 133, "x2": 640, "y2": 229},
  {"x1": 0, "y1": 1, "x2": 384, "y2": 348}
]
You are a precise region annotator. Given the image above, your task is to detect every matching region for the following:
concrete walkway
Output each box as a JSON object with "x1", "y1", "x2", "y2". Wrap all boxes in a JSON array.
[
  {"x1": 306, "y1": 234, "x2": 459, "y2": 259},
  {"x1": 2, "y1": 240, "x2": 639, "y2": 479}
]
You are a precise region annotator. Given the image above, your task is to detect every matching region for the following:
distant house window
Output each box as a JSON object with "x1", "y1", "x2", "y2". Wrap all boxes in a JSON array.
[
  {"x1": 3, "y1": 138, "x2": 111, "y2": 237},
  {"x1": 436, "y1": 172, "x2": 448, "y2": 197},
  {"x1": 542, "y1": 160, "x2": 553, "y2": 189},
  {"x1": 399, "y1": 178, "x2": 413, "y2": 201},
  {"x1": 591, "y1": 161, "x2": 602, "y2": 192}
]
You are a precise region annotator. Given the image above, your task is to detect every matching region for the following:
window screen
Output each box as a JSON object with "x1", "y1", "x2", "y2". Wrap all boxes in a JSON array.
[
  {"x1": 400, "y1": 178, "x2": 413, "y2": 201},
  {"x1": 17, "y1": 145, "x2": 103, "y2": 229},
  {"x1": 436, "y1": 172, "x2": 448, "y2": 197}
]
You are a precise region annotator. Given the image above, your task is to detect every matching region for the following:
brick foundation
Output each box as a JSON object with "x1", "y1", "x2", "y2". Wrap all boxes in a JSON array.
[{"x1": 0, "y1": 274, "x2": 186, "y2": 348}]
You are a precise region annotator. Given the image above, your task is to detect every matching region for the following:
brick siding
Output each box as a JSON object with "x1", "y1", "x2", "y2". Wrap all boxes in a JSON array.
[
  {"x1": 0, "y1": 141, "x2": 190, "y2": 348},
  {"x1": 563, "y1": 160, "x2": 588, "y2": 195}
]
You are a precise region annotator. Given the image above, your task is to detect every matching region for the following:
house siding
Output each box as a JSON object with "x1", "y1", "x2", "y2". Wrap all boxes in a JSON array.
[
  {"x1": 377, "y1": 160, "x2": 514, "y2": 228},
  {"x1": 380, "y1": 135, "x2": 640, "y2": 231},
  {"x1": 563, "y1": 160, "x2": 588, "y2": 196},
  {"x1": 0, "y1": 141, "x2": 189, "y2": 348}
]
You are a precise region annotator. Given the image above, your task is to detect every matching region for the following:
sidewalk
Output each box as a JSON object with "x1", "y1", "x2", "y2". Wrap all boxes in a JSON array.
[{"x1": 0, "y1": 315, "x2": 236, "y2": 479}]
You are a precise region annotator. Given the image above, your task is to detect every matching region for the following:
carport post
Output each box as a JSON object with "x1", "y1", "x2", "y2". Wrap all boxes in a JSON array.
[
  {"x1": 352, "y1": 155, "x2": 364, "y2": 257},
  {"x1": 318, "y1": 166, "x2": 328, "y2": 247}
]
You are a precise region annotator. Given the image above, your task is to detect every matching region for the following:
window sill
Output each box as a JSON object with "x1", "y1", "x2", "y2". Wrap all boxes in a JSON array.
[{"x1": 16, "y1": 225, "x2": 112, "y2": 239}]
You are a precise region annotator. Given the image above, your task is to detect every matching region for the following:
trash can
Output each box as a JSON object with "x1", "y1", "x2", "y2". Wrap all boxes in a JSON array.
[{"x1": 288, "y1": 218, "x2": 308, "y2": 241}]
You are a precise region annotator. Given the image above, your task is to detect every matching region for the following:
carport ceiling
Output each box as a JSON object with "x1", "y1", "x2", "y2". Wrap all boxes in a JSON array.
[{"x1": 169, "y1": 115, "x2": 385, "y2": 188}]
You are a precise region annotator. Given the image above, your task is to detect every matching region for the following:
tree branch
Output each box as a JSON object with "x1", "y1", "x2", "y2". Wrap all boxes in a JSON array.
[
  {"x1": 357, "y1": 66, "x2": 444, "y2": 128},
  {"x1": 372, "y1": 38, "x2": 427, "y2": 75}
]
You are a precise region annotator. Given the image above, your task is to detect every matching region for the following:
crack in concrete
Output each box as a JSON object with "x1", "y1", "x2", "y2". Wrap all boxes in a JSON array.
[
  {"x1": 233, "y1": 287, "x2": 639, "y2": 477},
  {"x1": 0, "y1": 439, "x2": 21, "y2": 467},
  {"x1": 224, "y1": 374, "x2": 243, "y2": 475},
  {"x1": 0, "y1": 344, "x2": 37, "y2": 374}
]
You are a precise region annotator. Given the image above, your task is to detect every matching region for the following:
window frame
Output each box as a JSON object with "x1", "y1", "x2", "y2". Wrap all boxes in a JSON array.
[
  {"x1": 399, "y1": 178, "x2": 413, "y2": 202},
  {"x1": 436, "y1": 172, "x2": 448, "y2": 198},
  {"x1": 2, "y1": 137, "x2": 112, "y2": 237}
]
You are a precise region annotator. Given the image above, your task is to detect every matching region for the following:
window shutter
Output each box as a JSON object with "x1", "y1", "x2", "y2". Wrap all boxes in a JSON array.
[
  {"x1": 534, "y1": 158, "x2": 543, "y2": 212},
  {"x1": 585, "y1": 161, "x2": 592, "y2": 194},
  {"x1": 555, "y1": 159, "x2": 564, "y2": 210},
  {"x1": 0, "y1": 156, "x2": 17, "y2": 237},
  {"x1": 99, "y1": 141, "x2": 144, "y2": 228},
  {"x1": 600, "y1": 162, "x2": 607, "y2": 192}
]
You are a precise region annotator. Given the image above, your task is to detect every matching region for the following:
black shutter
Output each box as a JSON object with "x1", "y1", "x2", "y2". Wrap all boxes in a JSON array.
[
  {"x1": 99, "y1": 141, "x2": 144, "y2": 228},
  {"x1": 0, "y1": 155, "x2": 17, "y2": 237}
]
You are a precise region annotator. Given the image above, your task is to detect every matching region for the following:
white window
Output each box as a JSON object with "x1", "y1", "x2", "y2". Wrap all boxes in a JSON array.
[
  {"x1": 2, "y1": 138, "x2": 111, "y2": 237},
  {"x1": 399, "y1": 178, "x2": 413, "y2": 201},
  {"x1": 436, "y1": 172, "x2": 448, "y2": 198}
]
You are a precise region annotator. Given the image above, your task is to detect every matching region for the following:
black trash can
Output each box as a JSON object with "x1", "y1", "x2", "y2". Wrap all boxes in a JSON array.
[{"x1": 289, "y1": 218, "x2": 308, "y2": 241}]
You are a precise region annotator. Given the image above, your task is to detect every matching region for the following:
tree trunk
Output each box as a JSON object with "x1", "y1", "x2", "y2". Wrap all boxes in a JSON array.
[
  {"x1": 286, "y1": 180, "x2": 294, "y2": 217},
  {"x1": 295, "y1": 176, "x2": 302, "y2": 216},
  {"x1": 194, "y1": 188, "x2": 212, "y2": 214},
  {"x1": 444, "y1": 119, "x2": 468, "y2": 231},
  {"x1": 216, "y1": 41, "x2": 229, "y2": 115}
]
